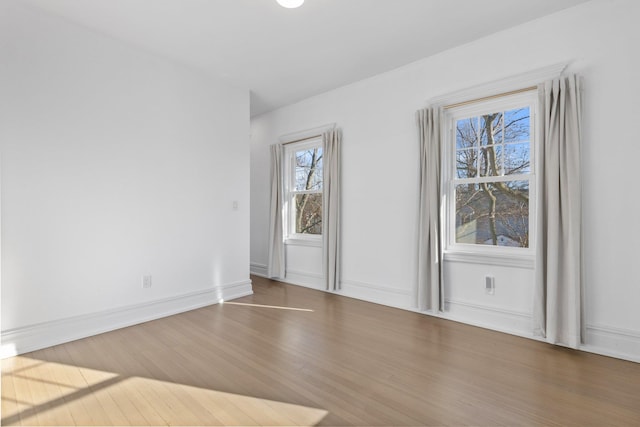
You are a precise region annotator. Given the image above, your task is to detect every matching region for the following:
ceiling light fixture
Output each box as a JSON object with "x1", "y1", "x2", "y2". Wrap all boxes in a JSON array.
[{"x1": 277, "y1": 0, "x2": 304, "y2": 8}]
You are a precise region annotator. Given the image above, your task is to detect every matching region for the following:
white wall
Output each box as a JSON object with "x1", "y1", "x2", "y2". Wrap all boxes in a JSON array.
[
  {"x1": 0, "y1": 2, "x2": 251, "y2": 355},
  {"x1": 251, "y1": 0, "x2": 640, "y2": 361}
]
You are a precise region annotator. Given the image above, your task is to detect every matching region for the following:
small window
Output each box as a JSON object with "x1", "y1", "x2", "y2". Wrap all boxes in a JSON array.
[
  {"x1": 446, "y1": 92, "x2": 535, "y2": 252},
  {"x1": 285, "y1": 138, "x2": 323, "y2": 239}
]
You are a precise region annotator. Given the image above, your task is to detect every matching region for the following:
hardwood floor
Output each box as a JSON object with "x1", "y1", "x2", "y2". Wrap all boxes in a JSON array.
[{"x1": 3, "y1": 275, "x2": 640, "y2": 426}]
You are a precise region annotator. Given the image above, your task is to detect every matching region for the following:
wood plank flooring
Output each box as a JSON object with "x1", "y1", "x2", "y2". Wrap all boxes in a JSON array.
[{"x1": 3, "y1": 275, "x2": 640, "y2": 426}]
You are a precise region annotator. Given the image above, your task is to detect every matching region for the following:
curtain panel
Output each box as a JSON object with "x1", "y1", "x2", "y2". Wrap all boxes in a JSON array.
[
  {"x1": 267, "y1": 143, "x2": 285, "y2": 279},
  {"x1": 534, "y1": 74, "x2": 584, "y2": 348},
  {"x1": 416, "y1": 107, "x2": 444, "y2": 312},
  {"x1": 323, "y1": 129, "x2": 341, "y2": 291}
]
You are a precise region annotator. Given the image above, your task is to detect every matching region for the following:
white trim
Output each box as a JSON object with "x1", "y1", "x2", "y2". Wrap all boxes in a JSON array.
[
  {"x1": 0, "y1": 280, "x2": 253, "y2": 358},
  {"x1": 445, "y1": 298, "x2": 531, "y2": 319},
  {"x1": 285, "y1": 268, "x2": 323, "y2": 279},
  {"x1": 339, "y1": 280, "x2": 414, "y2": 309},
  {"x1": 250, "y1": 262, "x2": 268, "y2": 277},
  {"x1": 442, "y1": 89, "x2": 538, "y2": 260},
  {"x1": 581, "y1": 324, "x2": 640, "y2": 363},
  {"x1": 426, "y1": 305, "x2": 640, "y2": 363},
  {"x1": 401, "y1": 302, "x2": 539, "y2": 342},
  {"x1": 279, "y1": 123, "x2": 335, "y2": 144},
  {"x1": 428, "y1": 62, "x2": 567, "y2": 107},
  {"x1": 444, "y1": 251, "x2": 534, "y2": 269},
  {"x1": 441, "y1": 298, "x2": 534, "y2": 337},
  {"x1": 283, "y1": 137, "x2": 324, "y2": 240},
  {"x1": 285, "y1": 238, "x2": 322, "y2": 247},
  {"x1": 340, "y1": 279, "x2": 412, "y2": 296},
  {"x1": 275, "y1": 275, "x2": 415, "y2": 310},
  {"x1": 281, "y1": 269, "x2": 324, "y2": 290}
]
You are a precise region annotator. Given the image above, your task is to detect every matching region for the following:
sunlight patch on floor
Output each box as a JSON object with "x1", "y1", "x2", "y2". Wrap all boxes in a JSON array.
[
  {"x1": 221, "y1": 301, "x2": 314, "y2": 312},
  {"x1": 1, "y1": 356, "x2": 327, "y2": 426}
]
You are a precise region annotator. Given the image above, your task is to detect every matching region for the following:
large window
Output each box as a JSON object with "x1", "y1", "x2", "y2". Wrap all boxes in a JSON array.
[
  {"x1": 445, "y1": 92, "x2": 536, "y2": 253},
  {"x1": 285, "y1": 138, "x2": 323, "y2": 239}
]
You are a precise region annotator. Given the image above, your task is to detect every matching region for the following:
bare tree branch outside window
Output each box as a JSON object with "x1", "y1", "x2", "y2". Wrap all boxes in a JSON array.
[
  {"x1": 454, "y1": 107, "x2": 531, "y2": 247},
  {"x1": 292, "y1": 147, "x2": 323, "y2": 235}
]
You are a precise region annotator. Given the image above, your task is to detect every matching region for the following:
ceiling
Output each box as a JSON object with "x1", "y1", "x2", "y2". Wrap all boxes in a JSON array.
[{"x1": 24, "y1": 0, "x2": 590, "y2": 117}]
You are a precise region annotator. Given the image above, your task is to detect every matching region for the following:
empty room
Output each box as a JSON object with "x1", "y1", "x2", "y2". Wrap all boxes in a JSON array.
[{"x1": 1, "y1": 0, "x2": 639, "y2": 425}]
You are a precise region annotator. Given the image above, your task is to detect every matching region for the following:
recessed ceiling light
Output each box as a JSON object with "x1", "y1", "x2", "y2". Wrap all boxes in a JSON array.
[{"x1": 277, "y1": 0, "x2": 304, "y2": 9}]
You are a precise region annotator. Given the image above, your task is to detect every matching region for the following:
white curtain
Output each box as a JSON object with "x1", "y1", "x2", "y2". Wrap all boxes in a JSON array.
[
  {"x1": 323, "y1": 129, "x2": 341, "y2": 291},
  {"x1": 416, "y1": 107, "x2": 444, "y2": 312},
  {"x1": 267, "y1": 143, "x2": 285, "y2": 279},
  {"x1": 534, "y1": 74, "x2": 583, "y2": 348}
]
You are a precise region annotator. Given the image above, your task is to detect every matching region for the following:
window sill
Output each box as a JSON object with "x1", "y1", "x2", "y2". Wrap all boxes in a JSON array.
[
  {"x1": 443, "y1": 250, "x2": 534, "y2": 269},
  {"x1": 285, "y1": 237, "x2": 322, "y2": 248}
]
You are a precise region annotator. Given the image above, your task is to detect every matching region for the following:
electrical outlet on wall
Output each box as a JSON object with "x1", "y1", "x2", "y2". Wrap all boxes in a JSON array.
[
  {"x1": 485, "y1": 275, "x2": 495, "y2": 295},
  {"x1": 142, "y1": 275, "x2": 152, "y2": 289}
]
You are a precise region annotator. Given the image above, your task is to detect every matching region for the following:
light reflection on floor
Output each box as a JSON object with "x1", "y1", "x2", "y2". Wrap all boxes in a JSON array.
[
  {"x1": 221, "y1": 301, "x2": 315, "y2": 312},
  {"x1": 1, "y1": 356, "x2": 328, "y2": 426}
]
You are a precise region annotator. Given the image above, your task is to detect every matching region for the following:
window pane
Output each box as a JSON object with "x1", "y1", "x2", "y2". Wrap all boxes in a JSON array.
[
  {"x1": 455, "y1": 181, "x2": 529, "y2": 247},
  {"x1": 456, "y1": 148, "x2": 477, "y2": 178},
  {"x1": 504, "y1": 143, "x2": 530, "y2": 175},
  {"x1": 504, "y1": 107, "x2": 530, "y2": 143},
  {"x1": 456, "y1": 117, "x2": 478, "y2": 149},
  {"x1": 479, "y1": 144, "x2": 502, "y2": 177},
  {"x1": 480, "y1": 112, "x2": 503, "y2": 147},
  {"x1": 294, "y1": 193, "x2": 322, "y2": 234},
  {"x1": 295, "y1": 148, "x2": 323, "y2": 191}
]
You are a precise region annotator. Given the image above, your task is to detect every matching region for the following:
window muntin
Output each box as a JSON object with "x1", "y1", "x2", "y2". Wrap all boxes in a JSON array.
[
  {"x1": 285, "y1": 139, "x2": 323, "y2": 238},
  {"x1": 447, "y1": 93, "x2": 535, "y2": 251}
]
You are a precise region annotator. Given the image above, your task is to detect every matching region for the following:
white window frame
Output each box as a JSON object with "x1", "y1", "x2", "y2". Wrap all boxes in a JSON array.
[
  {"x1": 284, "y1": 136, "x2": 324, "y2": 245},
  {"x1": 442, "y1": 91, "x2": 537, "y2": 267}
]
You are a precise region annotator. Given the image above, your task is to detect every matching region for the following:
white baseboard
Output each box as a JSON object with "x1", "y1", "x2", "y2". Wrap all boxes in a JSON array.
[
  {"x1": 339, "y1": 279, "x2": 414, "y2": 309},
  {"x1": 250, "y1": 262, "x2": 268, "y2": 278},
  {"x1": 441, "y1": 299, "x2": 534, "y2": 338},
  {"x1": 284, "y1": 269, "x2": 324, "y2": 290},
  {"x1": 1, "y1": 280, "x2": 253, "y2": 358},
  {"x1": 279, "y1": 273, "x2": 415, "y2": 311},
  {"x1": 581, "y1": 324, "x2": 640, "y2": 363},
  {"x1": 437, "y1": 302, "x2": 640, "y2": 363}
]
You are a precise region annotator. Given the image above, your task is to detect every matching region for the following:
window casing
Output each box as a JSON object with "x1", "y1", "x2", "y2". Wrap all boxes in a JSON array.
[
  {"x1": 284, "y1": 137, "x2": 323, "y2": 243},
  {"x1": 443, "y1": 91, "x2": 537, "y2": 262}
]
